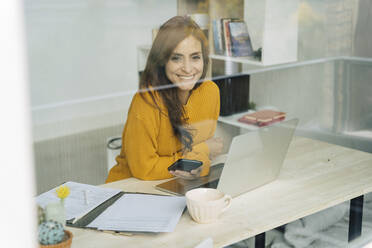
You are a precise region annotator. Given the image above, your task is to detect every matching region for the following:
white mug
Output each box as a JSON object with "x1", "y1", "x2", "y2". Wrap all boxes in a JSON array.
[{"x1": 186, "y1": 188, "x2": 232, "y2": 224}]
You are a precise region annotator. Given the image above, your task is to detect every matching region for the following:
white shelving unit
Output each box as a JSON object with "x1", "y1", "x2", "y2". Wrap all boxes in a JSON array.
[
  {"x1": 209, "y1": 0, "x2": 299, "y2": 66},
  {"x1": 139, "y1": 0, "x2": 300, "y2": 68},
  {"x1": 209, "y1": 54, "x2": 262, "y2": 66},
  {"x1": 244, "y1": 0, "x2": 299, "y2": 66},
  {"x1": 138, "y1": 0, "x2": 299, "y2": 133}
]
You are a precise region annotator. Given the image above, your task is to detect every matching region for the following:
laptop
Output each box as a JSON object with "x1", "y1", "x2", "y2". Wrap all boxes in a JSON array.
[{"x1": 155, "y1": 118, "x2": 299, "y2": 197}]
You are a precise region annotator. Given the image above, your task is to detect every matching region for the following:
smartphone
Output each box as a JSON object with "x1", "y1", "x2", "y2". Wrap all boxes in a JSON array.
[{"x1": 167, "y1": 159, "x2": 203, "y2": 172}]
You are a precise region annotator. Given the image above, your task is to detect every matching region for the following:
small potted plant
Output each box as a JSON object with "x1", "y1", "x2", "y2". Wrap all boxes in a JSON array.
[{"x1": 37, "y1": 185, "x2": 73, "y2": 248}]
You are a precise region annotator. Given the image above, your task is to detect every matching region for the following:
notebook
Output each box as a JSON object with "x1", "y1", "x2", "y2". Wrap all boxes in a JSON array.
[
  {"x1": 238, "y1": 110, "x2": 286, "y2": 127},
  {"x1": 155, "y1": 118, "x2": 298, "y2": 197}
]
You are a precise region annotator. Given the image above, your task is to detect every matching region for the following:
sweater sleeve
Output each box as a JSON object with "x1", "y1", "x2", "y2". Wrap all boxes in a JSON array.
[
  {"x1": 183, "y1": 142, "x2": 211, "y2": 176},
  {"x1": 123, "y1": 113, "x2": 181, "y2": 180},
  {"x1": 183, "y1": 82, "x2": 220, "y2": 177}
]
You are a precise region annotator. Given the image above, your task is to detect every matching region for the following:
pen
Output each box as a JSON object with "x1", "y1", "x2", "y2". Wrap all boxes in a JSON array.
[{"x1": 84, "y1": 190, "x2": 89, "y2": 205}]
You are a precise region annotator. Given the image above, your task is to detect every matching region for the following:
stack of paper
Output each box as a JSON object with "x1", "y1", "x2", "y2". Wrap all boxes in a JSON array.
[
  {"x1": 87, "y1": 194, "x2": 186, "y2": 232},
  {"x1": 37, "y1": 182, "x2": 187, "y2": 233}
]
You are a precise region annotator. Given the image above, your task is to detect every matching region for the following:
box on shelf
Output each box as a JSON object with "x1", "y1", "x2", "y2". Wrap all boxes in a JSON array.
[{"x1": 213, "y1": 74, "x2": 250, "y2": 116}]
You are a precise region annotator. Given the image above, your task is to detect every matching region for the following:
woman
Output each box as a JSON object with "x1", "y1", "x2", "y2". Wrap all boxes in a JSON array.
[{"x1": 106, "y1": 16, "x2": 222, "y2": 182}]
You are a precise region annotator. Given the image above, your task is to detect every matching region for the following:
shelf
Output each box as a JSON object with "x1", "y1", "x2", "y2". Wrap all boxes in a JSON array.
[
  {"x1": 210, "y1": 54, "x2": 263, "y2": 66},
  {"x1": 218, "y1": 111, "x2": 259, "y2": 131},
  {"x1": 215, "y1": 56, "x2": 372, "y2": 76},
  {"x1": 218, "y1": 110, "x2": 297, "y2": 131}
]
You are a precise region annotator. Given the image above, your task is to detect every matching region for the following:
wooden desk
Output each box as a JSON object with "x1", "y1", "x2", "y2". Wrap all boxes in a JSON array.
[{"x1": 67, "y1": 136, "x2": 372, "y2": 248}]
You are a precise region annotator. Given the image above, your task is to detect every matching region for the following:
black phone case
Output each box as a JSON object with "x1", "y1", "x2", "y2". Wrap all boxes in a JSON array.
[{"x1": 168, "y1": 159, "x2": 203, "y2": 172}]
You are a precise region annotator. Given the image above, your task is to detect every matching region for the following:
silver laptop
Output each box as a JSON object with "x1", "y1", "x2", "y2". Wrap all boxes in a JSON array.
[{"x1": 155, "y1": 118, "x2": 299, "y2": 197}]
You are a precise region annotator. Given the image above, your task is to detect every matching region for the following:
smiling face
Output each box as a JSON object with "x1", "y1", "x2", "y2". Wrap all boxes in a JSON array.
[{"x1": 165, "y1": 35, "x2": 204, "y2": 93}]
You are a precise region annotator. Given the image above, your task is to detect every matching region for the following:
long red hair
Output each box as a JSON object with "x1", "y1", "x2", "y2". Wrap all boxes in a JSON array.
[{"x1": 139, "y1": 16, "x2": 209, "y2": 151}]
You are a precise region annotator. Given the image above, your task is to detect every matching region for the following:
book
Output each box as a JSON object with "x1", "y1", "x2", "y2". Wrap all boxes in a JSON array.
[
  {"x1": 238, "y1": 110, "x2": 286, "y2": 127},
  {"x1": 222, "y1": 18, "x2": 232, "y2": 56},
  {"x1": 219, "y1": 19, "x2": 226, "y2": 56},
  {"x1": 228, "y1": 21, "x2": 254, "y2": 57},
  {"x1": 220, "y1": 18, "x2": 240, "y2": 56},
  {"x1": 212, "y1": 20, "x2": 223, "y2": 55}
]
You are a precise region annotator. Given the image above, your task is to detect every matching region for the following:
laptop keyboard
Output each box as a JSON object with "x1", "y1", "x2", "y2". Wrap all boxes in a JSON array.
[
  {"x1": 155, "y1": 163, "x2": 224, "y2": 195},
  {"x1": 199, "y1": 179, "x2": 220, "y2": 189},
  {"x1": 197, "y1": 163, "x2": 224, "y2": 189}
]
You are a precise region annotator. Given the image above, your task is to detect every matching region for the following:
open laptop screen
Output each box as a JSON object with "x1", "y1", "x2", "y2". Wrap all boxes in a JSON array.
[{"x1": 155, "y1": 119, "x2": 298, "y2": 197}]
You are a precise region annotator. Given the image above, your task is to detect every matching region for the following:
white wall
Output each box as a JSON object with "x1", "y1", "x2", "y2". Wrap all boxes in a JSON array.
[
  {"x1": 1, "y1": 0, "x2": 36, "y2": 246},
  {"x1": 245, "y1": 0, "x2": 355, "y2": 128},
  {"x1": 25, "y1": 0, "x2": 177, "y2": 141},
  {"x1": 245, "y1": 0, "x2": 372, "y2": 153}
]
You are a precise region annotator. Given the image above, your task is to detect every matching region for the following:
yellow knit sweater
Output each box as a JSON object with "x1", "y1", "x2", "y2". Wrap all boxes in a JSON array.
[{"x1": 106, "y1": 80, "x2": 220, "y2": 182}]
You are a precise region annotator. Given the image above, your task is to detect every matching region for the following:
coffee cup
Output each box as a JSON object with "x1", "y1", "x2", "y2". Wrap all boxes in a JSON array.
[{"x1": 185, "y1": 188, "x2": 232, "y2": 224}]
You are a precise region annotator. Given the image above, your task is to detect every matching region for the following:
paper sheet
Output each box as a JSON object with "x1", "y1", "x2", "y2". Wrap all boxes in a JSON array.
[
  {"x1": 87, "y1": 194, "x2": 186, "y2": 232},
  {"x1": 36, "y1": 181, "x2": 121, "y2": 220}
]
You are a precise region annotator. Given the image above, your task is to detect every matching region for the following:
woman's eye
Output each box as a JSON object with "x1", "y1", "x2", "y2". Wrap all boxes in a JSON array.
[
  {"x1": 192, "y1": 55, "x2": 201, "y2": 60},
  {"x1": 170, "y1": 56, "x2": 181, "y2": 62}
]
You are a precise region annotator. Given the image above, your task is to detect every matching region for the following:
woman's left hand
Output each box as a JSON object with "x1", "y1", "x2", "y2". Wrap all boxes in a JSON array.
[{"x1": 169, "y1": 167, "x2": 202, "y2": 180}]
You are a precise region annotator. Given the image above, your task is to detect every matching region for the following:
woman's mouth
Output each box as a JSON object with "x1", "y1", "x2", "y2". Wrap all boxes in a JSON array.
[{"x1": 177, "y1": 74, "x2": 194, "y2": 80}]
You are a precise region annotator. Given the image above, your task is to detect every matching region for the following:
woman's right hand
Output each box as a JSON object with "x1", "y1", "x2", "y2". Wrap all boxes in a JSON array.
[
  {"x1": 169, "y1": 167, "x2": 202, "y2": 180},
  {"x1": 205, "y1": 137, "x2": 223, "y2": 160}
]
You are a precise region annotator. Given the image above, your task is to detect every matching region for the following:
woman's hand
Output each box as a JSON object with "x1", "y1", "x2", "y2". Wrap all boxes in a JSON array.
[
  {"x1": 169, "y1": 167, "x2": 202, "y2": 180},
  {"x1": 206, "y1": 137, "x2": 223, "y2": 160}
]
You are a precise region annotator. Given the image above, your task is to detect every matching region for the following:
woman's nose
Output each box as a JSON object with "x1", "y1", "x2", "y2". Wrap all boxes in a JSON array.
[{"x1": 182, "y1": 59, "x2": 192, "y2": 73}]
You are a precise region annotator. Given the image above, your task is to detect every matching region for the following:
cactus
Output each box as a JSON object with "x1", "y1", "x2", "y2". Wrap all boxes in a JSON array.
[
  {"x1": 37, "y1": 205, "x2": 46, "y2": 225},
  {"x1": 38, "y1": 220, "x2": 65, "y2": 245}
]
